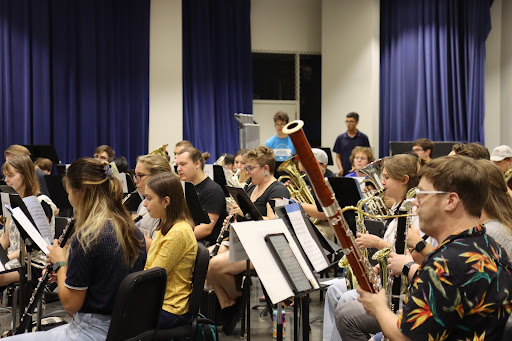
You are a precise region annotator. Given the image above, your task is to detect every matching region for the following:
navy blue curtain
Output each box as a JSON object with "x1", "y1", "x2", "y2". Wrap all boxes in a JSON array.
[
  {"x1": 182, "y1": 0, "x2": 253, "y2": 160},
  {"x1": 379, "y1": 0, "x2": 492, "y2": 156},
  {"x1": 0, "y1": 0, "x2": 149, "y2": 166}
]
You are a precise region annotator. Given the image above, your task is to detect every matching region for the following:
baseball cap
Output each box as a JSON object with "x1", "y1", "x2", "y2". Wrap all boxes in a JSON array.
[
  {"x1": 312, "y1": 148, "x2": 328, "y2": 165},
  {"x1": 490, "y1": 145, "x2": 512, "y2": 161}
]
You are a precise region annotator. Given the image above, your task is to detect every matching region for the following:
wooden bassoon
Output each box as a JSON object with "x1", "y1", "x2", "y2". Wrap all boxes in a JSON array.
[{"x1": 283, "y1": 120, "x2": 380, "y2": 293}]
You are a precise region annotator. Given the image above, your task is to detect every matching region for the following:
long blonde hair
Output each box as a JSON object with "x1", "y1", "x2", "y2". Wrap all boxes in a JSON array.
[{"x1": 65, "y1": 158, "x2": 142, "y2": 266}]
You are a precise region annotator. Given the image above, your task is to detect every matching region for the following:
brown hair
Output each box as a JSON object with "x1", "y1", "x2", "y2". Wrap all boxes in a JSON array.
[
  {"x1": 34, "y1": 158, "x2": 53, "y2": 173},
  {"x1": 177, "y1": 148, "x2": 210, "y2": 170},
  {"x1": 383, "y1": 154, "x2": 420, "y2": 191},
  {"x1": 146, "y1": 173, "x2": 194, "y2": 235},
  {"x1": 349, "y1": 147, "x2": 374, "y2": 166},
  {"x1": 235, "y1": 149, "x2": 249, "y2": 159},
  {"x1": 413, "y1": 138, "x2": 434, "y2": 153},
  {"x1": 175, "y1": 140, "x2": 193, "y2": 148},
  {"x1": 65, "y1": 158, "x2": 142, "y2": 266},
  {"x1": 419, "y1": 155, "x2": 489, "y2": 218},
  {"x1": 136, "y1": 154, "x2": 172, "y2": 174},
  {"x1": 2, "y1": 155, "x2": 39, "y2": 197},
  {"x1": 451, "y1": 142, "x2": 490, "y2": 160},
  {"x1": 273, "y1": 111, "x2": 289, "y2": 124},
  {"x1": 4, "y1": 145, "x2": 30, "y2": 159},
  {"x1": 478, "y1": 160, "x2": 512, "y2": 233},
  {"x1": 94, "y1": 145, "x2": 115, "y2": 159},
  {"x1": 245, "y1": 146, "x2": 276, "y2": 173}
]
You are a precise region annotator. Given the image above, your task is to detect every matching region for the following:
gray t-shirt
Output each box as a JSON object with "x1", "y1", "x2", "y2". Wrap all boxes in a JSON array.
[
  {"x1": 485, "y1": 219, "x2": 512, "y2": 256},
  {"x1": 135, "y1": 201, "x2": 160, "y2": 239}
]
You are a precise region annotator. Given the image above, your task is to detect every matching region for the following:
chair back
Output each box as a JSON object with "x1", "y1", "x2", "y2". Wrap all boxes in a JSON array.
[
  {"x1": 106, "y1": 267, "x2": 167, "y2": 341},
  {"x1": 189, "y1": 244, "x2": 210, "y2": 317}
]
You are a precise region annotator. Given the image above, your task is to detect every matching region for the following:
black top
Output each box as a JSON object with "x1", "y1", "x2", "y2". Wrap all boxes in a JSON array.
[
  {"x1": 246, "y1": 181, "x2": 290, "y2": 216},
  {"x1": 65, "y1": 223, "x2": 147, "y2": 315},
  {"x1": 195, "y1": 177, "x2": 227, "y2": 246}
]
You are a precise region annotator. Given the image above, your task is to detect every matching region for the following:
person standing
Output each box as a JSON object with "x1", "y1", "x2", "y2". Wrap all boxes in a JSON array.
[
  {"x1": 264, "y1": 111, "x2": 295, "y2": 162},
  {"x1": 333, "y1": 112, "x2": 370, "y2": 176}
]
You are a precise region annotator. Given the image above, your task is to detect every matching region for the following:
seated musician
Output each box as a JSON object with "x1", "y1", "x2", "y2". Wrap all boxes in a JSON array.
[
  {"x1": 358, "y1": 155, "x2": 512, "y2": 341},
  {"x1": 5, "y1": 158, "x2": 147, "y2": 340},
  {"x1": 143, "y1": 173, "x2": 197, "y2": 329},
  {"x1": 133, "y1": 154, "x2": 172, "y2": 239},
  {"x1": 344, "y1": 146, "x2": 374, "y2": 178},
  {"x1": 175, "y1": 147, "x2": 227, "y2": 247},
  {"x1": 93, "y1": 144, "x2": 115, "y2": 162},
  {"x1": 207, "y1": 146, "x2": 289, "y2": 335},
  {"x1": 0, "y1": 155, "x2": 56, "y2": 288},
  {"x1": 233, "y1": 149, "x2": 250, "y2": 186},
  {"x1": 324, "y1": 154, "x2": 426, "y2": 341}
]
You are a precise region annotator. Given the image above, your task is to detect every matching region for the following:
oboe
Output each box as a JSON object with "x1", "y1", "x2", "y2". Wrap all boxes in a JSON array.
[
  {"x1": 15, "y1": 218, "x2": 76, "y2": 335},
  {"x1": 210, "y1": 215, "x2": 234, "y2": 258},
  {"x1": 283, "y1": 120, "x2": 379, "y2": 293}
]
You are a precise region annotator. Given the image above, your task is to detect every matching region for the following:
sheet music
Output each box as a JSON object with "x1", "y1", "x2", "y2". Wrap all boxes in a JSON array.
[
  {"x1": 1, "y1": 193, "x2": 11, "y2": 219},
  {"x1": 285, "y1": 203, "x2": 329, "y2": 272},
  {"x1": 22, "y1": 196, "x2": 53, "y2": 243},
  {"x1": 6, "y1": 206, "x2": 50, "y2": 255},
  {"x1": 115, "y1": 173, "x2": 129, "y2": 193},
  {"x1": 203, "y1": 164, "x2": 214, "y2": 180}
]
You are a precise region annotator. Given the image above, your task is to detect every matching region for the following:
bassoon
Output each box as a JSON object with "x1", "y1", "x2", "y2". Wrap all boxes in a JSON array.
[{"x1": 283, "y1": 120, "x2": 379, "y2": 293}]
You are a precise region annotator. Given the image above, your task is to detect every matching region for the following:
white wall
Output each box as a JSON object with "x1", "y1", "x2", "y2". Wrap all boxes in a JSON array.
[
  {"x1": 149, "y1": 0, "x2": 182, "y2": 153},
  {"x1": 500, "y1": 0, "x2": 512, "y2": 148},
  {"x1": 322, "y1": 0, "x2": 380, "y2": 161}
]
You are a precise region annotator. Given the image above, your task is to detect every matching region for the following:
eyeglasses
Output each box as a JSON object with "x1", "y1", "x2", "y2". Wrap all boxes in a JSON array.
[
  {"x1": 244, "y1": 165, "x2": 262, "y2": 172},
  {"x1": 134, "y1": 173, "x2": 150, "y2": 181},
  {"x1": 412, "y1": 147, "x2": 424, "y2": 152},
  {"x1": 414, "y1": 190, "x2": 449, "y2": 201},
  {"x1": 345, "y1": 120, "x2": 357, "y2": 124},
  {"x1": 274, "y1": 123, "x2": 286, "y2": 128}
]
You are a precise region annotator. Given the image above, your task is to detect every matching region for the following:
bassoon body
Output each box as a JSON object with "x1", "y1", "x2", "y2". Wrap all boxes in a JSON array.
[{"x1": 283, "y1": 120, "x2": 379, "y2": 293}]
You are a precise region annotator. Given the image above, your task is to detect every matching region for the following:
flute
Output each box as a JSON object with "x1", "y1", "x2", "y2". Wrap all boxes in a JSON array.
[{"x1": 283, "y1": 120, "x2": 380, "y2": 293}]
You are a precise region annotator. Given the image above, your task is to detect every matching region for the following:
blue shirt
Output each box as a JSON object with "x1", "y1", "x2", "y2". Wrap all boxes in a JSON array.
[
  {"x1": 333, "y1": 131, "x2": 370, "y2": 175},
  {"x1": 265, "y1": 135, "x2": 295, "y2": 162}
]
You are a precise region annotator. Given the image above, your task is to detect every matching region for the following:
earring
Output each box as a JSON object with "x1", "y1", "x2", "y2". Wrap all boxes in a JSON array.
[{"x1": 264, "y1": 171, "x2": 269, "y2": 176}]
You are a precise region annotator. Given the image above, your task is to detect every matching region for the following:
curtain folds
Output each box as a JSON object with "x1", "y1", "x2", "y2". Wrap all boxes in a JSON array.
[
  {"x1": 182, "y1": 0, "x2": 253, "y2": 159},
  {"x1": 379, "y1": 0, "x2": 492, "y2": 156},
  {"x1": 0, "y1": 0, "x2": 149, "y2": 165}
]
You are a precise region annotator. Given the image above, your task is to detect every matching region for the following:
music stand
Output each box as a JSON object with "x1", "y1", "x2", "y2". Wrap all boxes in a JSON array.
[
  {"x1": 212, "y1": 165, "x2": 230, "y2": 197},
  {"x1": 225, "y1": 186, "x2": 263, "y2": 221},
  {"x1": 326, "y1": 177, "x2": 362, "y2": 236},
  {"x1": 183, "y1": 182, "x2": 210, "y2": 225},
  {"x1": 44, "y1": 175, "x2": 73, "y2": 217},
  {"x1": 22, "y1": 145, "x2": 59, "y2": 165}
]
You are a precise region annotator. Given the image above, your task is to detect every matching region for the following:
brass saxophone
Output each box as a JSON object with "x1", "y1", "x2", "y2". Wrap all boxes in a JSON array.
[{"x1": 505, "y1": 166, "x2": 512, "y2": 183}]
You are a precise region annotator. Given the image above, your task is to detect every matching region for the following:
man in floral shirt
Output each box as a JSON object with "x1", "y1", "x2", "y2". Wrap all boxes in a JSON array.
[{"x1": 358, "y1": 155, "x2": 512, "y2": 340}]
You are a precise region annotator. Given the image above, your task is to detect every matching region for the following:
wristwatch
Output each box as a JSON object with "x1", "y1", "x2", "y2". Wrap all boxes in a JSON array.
[
  {"x1": 414, "y1": 240, "x2": 427, "y2": 253},
  {"x1": 402, "y1": 261, "x2": 416, "y2": 277},
  {"x1": 53, "y1": 261, "x2": 67, "y2": 272}
]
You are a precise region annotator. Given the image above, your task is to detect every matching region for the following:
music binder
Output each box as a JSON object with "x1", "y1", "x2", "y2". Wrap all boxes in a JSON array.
[
  {"x1": 182, "y1": 182, "x2": 210, "y2": 225},
  {"x1": 327, "y1": 177, "x2": 363, "y2": 235},
  {"x1": 225, "y1": 186, "x2": 263, "y2": 221}
]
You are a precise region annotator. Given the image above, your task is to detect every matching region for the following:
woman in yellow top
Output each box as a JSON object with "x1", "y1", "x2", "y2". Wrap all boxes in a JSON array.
[{"x1": 143, "y1": 172, "x2": 198, "y2": 329}]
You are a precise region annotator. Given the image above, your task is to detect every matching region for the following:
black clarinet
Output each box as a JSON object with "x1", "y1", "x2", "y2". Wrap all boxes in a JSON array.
[
  {"x1": 209, "y1": 215, "x2": 234, "y2": 258},
  {"x1": 15, "y1": 219, "x2": 76, "y2": 335}
]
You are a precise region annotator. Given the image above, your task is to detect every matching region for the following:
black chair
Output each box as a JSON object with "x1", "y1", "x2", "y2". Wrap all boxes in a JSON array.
[
  {"x1": 106, "y1": 267, "x2": 167, "y2": 341},
  {"x1": 155, "y1": 243, "x2": 210, "y2": 341}
]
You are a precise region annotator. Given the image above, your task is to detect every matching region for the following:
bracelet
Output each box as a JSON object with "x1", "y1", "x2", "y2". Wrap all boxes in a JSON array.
[{"x1": 376, "y1": 239, "x2": 380, "y2": 249}]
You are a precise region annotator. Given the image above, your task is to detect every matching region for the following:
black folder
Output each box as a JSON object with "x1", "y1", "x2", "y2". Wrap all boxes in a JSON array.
[
  {"x1": 183, "y1": 182, "x2": 211, "y2": 225},
  {"x1": 225, "y1": 186, "x2": 263, "y2": 221}
]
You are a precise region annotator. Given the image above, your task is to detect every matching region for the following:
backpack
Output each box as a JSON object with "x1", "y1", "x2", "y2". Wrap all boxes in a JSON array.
[{"x1": 196, "y1": 314, "x2": 218, "y2": 341}]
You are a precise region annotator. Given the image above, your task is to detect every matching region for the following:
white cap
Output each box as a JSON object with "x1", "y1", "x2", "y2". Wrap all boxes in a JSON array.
[
  {"x1": 312, "y1": 148, "x2": 328, "y2": 165},
  {"x1": 490, "y1": 145, "x2": 512, "y2": 161}
]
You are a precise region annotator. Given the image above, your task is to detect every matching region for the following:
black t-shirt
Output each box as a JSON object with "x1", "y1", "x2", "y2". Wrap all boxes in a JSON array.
[
  {"x1": 245, "y1": 181, "x2": 290, "y2": 216},
  {"x1": 195, "y1": 177, "x2": 227, "y2": 245}
]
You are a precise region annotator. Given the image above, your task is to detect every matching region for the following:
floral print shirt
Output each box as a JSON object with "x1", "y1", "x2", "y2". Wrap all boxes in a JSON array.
[{"x1": 398, "y1": 225, "x2": 512, "y2": 340}]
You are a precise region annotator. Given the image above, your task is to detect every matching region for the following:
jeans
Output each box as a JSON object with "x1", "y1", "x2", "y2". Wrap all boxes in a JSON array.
[
  {"x1": 5, "y1": 312, "x2": 111, "y2": 341},
  {"x1": 159, "y1": 309, "x2": 192, "y2": 329},
  {"x1": 322, "y1": 278, "x2": 359, "y2": 341}
]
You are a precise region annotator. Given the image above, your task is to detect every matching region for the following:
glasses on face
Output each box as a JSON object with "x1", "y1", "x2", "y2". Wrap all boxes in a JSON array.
[
  {"x1": 274, "y1": 123, "x2": 286, "y2": 128},
  {"x1": 134, "y1": 173, "x2": 150, "y2": 181},
  {"x1": 412, "y1": 147, "x2": 424, "y2": 152},
  {"x1": 244, "y1": 165, "x2": 262, "y2": 173},
  {"x1": 345, "y1": 120, "x2": 357, "y2": 124},
  {"x1": 414, "y1": 190, "x2": 449, "y2": 201}
]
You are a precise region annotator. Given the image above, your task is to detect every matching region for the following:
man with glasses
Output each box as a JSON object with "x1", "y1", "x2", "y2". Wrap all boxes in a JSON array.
[
  {"x1": 264, "y1": 111, "x2": 295, "y2": 162},
  {"x1": 333, "y1": 112, "x2": 370, "y2": 176},
  {"x1": 356, "y1": 155, "x2": 512, "y2": 340},
  {"x1": 412, "y1": 138, "x2": 434, "y2": 162}
]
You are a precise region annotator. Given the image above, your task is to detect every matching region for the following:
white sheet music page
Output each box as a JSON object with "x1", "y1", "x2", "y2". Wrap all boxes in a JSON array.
[
  {"x1": 115, "y1": 174, "x2": 128, "y2": 193},
  {"x1": 21, "y1": 196, "x2": 53, "y2": 243},
  {"x1": 285, "y1": 203, "x2": 329, "y2": 272},
  {"x1": 203, "y1": 164, "x2": 214, "y2": 180},
  {"x1": 5, "y1": 205, "x2": 50, "y2": 255}
]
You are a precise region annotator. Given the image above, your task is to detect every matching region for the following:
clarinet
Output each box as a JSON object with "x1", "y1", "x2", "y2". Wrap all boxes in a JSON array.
[
  {"x1": 283, "y1": 120, "x2": 379, "y2": 293},
  {"x1": 210, "y1": 215, "x2": 234, "y2": 258},
  {"x1": 15, "y1": 218, "x2": 76, "y2": 335}
]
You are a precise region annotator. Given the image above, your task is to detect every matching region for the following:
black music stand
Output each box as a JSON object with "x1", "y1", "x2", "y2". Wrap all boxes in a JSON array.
[
  {"x1": 44, "y1": 175, "x2": 73, "y2": 217},
  {"x1": 225, "y1": 186, "x2": 263, "y2": 221},
  {"x1": 183, "y1": 182, "x2": 210, "y2": 225},
  {"x1": 22, "y1": 145, "x2": 59, "y2": 165},
  {"x1": 212, "y1": 165, "x2": 230, "y2": 197},
  {"x1": 326, "y1": 177, "x2": 362, "y2": 236}
]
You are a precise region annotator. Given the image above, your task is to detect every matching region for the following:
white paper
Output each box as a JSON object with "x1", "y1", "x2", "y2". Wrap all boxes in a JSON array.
[
  {"x1": 22, "y1": 196, "x2": 53, "y2": 243},
  {"x1": 232, "y1": 219, "x2": 320, "y2": 304},
  {"x1": 115, "y1": 173, "x2": 129, "y2": 193},
  {"x1": 6, "y1": 206, "x2": 50, "y2": 255},
  {"x1": 1, "y1": 193, "x2": 11, "y2": 219},
  {"x1": 285, "y1": 203, "x2": 329, "y2": 272},
  {"x1": 274, "y1": 198, "x2": 291, "y2": 208},
  {"x1": 229, "y1": 227, "x2": 248, "y2": 262},
  {"x1": 203, "y1": 164, "x2": 214, "y2": 180}
]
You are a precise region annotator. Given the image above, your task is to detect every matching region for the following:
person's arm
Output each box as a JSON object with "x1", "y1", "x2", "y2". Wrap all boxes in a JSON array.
[
  {"x1": 336, "y1": 154, "x2": 343, "y2": 176},
  {"x1": 356, "y1": 232, "x2": 391, "y2": 250},
  {"x1": 145, "y1": 237, "x2": 152, "y2": 252},
  {"x1": 0, "y1": 221, "x2": 10, "y2": 251},
  {"x1": 406, "y1": 226, "x2": 434, "y2": 260},
  {"x1": 194, "y1": 212, "x2": 219, "y2": 240},
  {"x1": 301, "y1": 203, "x2": 327, "y2": 220}
]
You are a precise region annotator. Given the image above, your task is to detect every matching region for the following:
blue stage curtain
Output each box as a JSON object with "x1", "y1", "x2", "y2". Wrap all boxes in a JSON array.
[
  {"x1": 0, "y1": 0, "x2": 149, "y2": 166},
  {"x1": 182, "y1": 0, "x2": 253, "y2": 160},
  {"x1": 379, "y1": 0, "x2": 492, "y2": 156}
]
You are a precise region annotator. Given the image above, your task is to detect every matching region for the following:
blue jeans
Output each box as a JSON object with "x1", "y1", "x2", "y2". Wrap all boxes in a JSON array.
[
  {"x1": 159, "y1": 309, "x2": 191, "y2": 329},
  {"x1": 5, "y1": 312, "x2": 111, "y2": 341}
]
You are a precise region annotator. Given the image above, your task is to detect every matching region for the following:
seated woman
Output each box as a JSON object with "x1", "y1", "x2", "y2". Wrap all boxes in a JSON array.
[
  {"x1": 175, "y1": 148, "x2": 227, "y2": 247},
  {"x1": 207, "y1": 146, "x2": 289, "y2": 335},
  {"x1": 344, "y1": 146, "x2": 374, "y2": 178},
  {"x1": 1, "y1": 155, "x2": 56, "y2": 287},
  {"x1": 5, "y1": 158, "x2": 147, "y2": 341},
  {"x1": 133, "y1": 154, "x2": 172, "y2": 239},
  {"x1": 143, "y1": 173, "x2": 197, "y2": 329}
]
